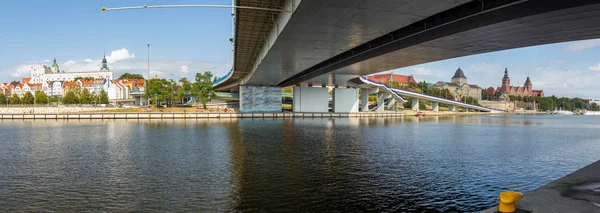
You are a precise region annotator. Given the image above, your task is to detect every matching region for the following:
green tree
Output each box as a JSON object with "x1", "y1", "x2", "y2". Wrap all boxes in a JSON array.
[
  {"x1": 49, "y1": 96, "x2": 59, "y2": 103},
  {"x1": 368, "y1": 94, "x2": 377, "y2": 102},
  {"x1": 62, "y1": 91, "x2": 79, "y2": 104},
  {"x1": 178, "y1": 77, "x2": 193, "y2": 104},
  {"x1": 9, "y1": 94, "x2": 21, "y2": 105},
  {"x1": 481, "y1": 90, "x2": 488, "y2": 100},
  {"x1": 99, "y1": 89, "x2": 109, "y2": 104},
  {"x1": 80, "y1": 89, "x2": 93, "y2": 104},
  {"x1": 34, "y1": 91, "x2": 48, "y2": 104},
  {"x1": 145, "y1": 78, "x2": 174, "y2": 107},
  {"x1": 282, "y1": 87, "x2": 292, "y2": 94},
  {"x1": 22, "y1": 92, "x2": 34, "y2": 104},
  {"x1": 193, "y1": 71, "x2": 216, "y2": 109},
  {"x1": 461, "y1": 96, "x2": 480, "y2": 106},
  {"x1": 591, "y1": 102, "x2": 600, "y2": 111},
  {"x1": 119, "y1": 73, "x2": 145, "y2": 79},
  {"x1": 0, "y1": 94, "x2": 7, "y2": 105},
  {"x1": 417, "y1": 81, "x2": 429, "y2": 94}
]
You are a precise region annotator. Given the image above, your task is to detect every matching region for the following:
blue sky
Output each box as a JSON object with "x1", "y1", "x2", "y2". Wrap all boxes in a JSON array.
[{"x1": 2, "y1": 0, "x2": 600, "y2": 98}]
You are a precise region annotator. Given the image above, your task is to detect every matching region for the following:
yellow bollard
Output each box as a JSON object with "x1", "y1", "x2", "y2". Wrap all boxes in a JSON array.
[{"x1": 499, "y1": 191, "x2": 524, "y2": 213}]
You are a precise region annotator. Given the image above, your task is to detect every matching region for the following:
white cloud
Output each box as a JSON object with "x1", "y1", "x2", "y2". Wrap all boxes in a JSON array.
[
  {"x1": 105, "y1": 48, "x2": 135, "y2": 63},
  {"x1": 468, "y1": 62, "x2": 502, "y2": 74},
  {"x1": 564, "y1": 39, "x2": 600, "y2": 52},
  {"x1": 589, "y1": 64, "x2": 600, "y2": 72},
  {"x1": 12, "y1": 65, "x2": 32, "y2": 78},
  {"x1": 412, "y1": 67, "x2": 439, "y2": 77}
]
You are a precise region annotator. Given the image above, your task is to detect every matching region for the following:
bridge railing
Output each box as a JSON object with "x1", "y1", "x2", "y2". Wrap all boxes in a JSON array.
[
  {"x1": 359, "y1": 76, "x2": 507, "y2": 112},
  {"x1": 213, "y1": 68, "x2": 234, "y2": 86}
]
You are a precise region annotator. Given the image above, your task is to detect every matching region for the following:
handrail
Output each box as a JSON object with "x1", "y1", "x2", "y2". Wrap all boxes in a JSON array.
[
  {"x1": 213, "y1": 68, "x2": 234, "y2": 86},
  {"x1": 358, "y1": 76, "x2": 507, "y2": 112}
]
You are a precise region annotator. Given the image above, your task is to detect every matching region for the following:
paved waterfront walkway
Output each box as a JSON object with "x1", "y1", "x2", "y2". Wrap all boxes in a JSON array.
[{"x1": 483, "y1": 160, "x2": 600, "y2": 213}]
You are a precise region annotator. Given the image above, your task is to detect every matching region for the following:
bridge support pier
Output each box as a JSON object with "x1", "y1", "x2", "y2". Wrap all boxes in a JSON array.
[
  {"x1": 293, "y1": 86, "x2": 328, "y2": 112},
  {"x1": 376, "y1": 93, "x2": 391, "y2": 112},
  {"x1": 449, "y1": 105, "x2": 456, "y2": 112},
  {"x1": 240, "y1": 86, "x2": 282, "y2": 113},
  {"x1": 360, "y1": 88, "x2": 378, "y2": 112},
  {"x1": 333, "y1": 88, "x2": 359, "y2": 113},
  {"x1": 411, "y1": 98, "x2": 420, "y2": 111},
  {"x1": 432, "y1": 102, "x2": 439, "y2": 112}
]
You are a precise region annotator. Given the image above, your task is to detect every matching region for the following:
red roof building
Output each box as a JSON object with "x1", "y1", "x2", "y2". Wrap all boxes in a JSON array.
[
  {"x1": 496, "y1": 68, "x2": 544, "y2": 97},
  {"x1": 486, "y1": 87, "x2": 496, "y2": 96},
  {"x1": 367, "y1": 73, "x2": 417, "y2": 85}
]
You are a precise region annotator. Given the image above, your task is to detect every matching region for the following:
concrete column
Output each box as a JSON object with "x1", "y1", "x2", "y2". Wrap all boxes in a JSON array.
[
  {"x1": 432, "y1": 102, "x2": 439, "y2": 112},
  {"x1": 240, "y1": 86, "x2": 282, "y2": 113},
  {"x1": 333, "y1": 88, "x2": 359, "y2": 113},
  {"x1": 449, "y1": 105, "x2": 456, "y2": 112},
  {"x1": 293, "y1": 86, "x2": 328, "y2": 112},
  {"x1": 360, "y1": 89, "x2": 369, "y2": 112},
  {"x1": 360, "y1": 88, "x2": 378, "y2": 112},
  {"x1": 411, "y1": 98, "x2": 420, "y2": 111},
  {"x1": 376, "y1": 93, "x2": 385, "y2": 112}
]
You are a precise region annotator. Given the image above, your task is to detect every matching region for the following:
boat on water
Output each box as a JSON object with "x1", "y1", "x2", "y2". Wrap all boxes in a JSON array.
[
  {"x1": 553, "y1": 110, "x2": 574, "y2": 115},
  {"x1": 583, "y1": 111, "x2": 600, "y2": 115}
]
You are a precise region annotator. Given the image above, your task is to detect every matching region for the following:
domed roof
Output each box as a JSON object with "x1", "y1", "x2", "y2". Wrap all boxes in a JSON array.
[{"x1": 51, "y1": 58, "x2": 59, "y2": 68}]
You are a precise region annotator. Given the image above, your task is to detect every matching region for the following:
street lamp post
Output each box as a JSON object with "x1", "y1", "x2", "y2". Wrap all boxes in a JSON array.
[{"x1": 147, "y1": 43, "x2": 151, "y2": 107}]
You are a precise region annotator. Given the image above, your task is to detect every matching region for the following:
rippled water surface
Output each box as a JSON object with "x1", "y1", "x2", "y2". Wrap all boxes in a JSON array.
[{"x1": 1, "y1": 115, "x2": 600, "y2": 212}]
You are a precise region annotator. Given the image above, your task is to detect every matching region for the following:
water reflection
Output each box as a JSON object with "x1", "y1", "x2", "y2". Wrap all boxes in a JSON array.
[{"x1": 0, "y1": 116, "x2": 599, "y2": 212}]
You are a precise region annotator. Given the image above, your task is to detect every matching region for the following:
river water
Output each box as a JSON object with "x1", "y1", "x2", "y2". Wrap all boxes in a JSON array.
[{"x1": 0, "y1": 115, "x2": 599, "y2": 212}]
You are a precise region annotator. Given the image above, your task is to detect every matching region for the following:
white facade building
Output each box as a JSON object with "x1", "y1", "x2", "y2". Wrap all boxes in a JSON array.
[
  {"x1": 48, "y1": 81, "x2": 63, "y2": 97},
  {"x1": 108, "y1": 81, "x2": 130, "y2": 101},
  {"x1": 30, "y1": 56, "x2": 113, "y2": 84}
]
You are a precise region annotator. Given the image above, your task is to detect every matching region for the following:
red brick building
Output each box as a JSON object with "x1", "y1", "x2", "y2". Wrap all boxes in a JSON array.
[
  {"x1": 495, "y1": 68, "x2": 544, "y2": 97},
  {"x1": 367, "y1": 73, "x2": 417, "y2": 85}
]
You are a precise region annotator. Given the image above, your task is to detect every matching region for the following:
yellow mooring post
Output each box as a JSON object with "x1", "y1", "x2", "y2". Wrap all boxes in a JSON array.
[{"x1": 499, "y1": 191, "x2": 524, "y2": 213}]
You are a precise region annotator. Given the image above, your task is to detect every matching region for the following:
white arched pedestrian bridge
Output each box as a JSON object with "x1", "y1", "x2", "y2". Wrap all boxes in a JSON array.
[{"x1": 353, "y1": 76, "x2": 506, "y2": 113}]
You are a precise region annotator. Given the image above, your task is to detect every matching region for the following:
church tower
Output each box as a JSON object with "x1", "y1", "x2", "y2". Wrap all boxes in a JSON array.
[
  {"x1": 50, "y1": 57, "x2": 60, "y2": 73},
  {"x1": 101, "y1": 53, "x2": 109, "y2": 71},
  {"x1": 501, "y1": 68, "x2": 510, "y2": 91},
  {"x1": 524, "y1": 76, "x2": 532, "y2": 94},
  {"x1": 451, "y1": 68, "x2": 467, "y2": 85}
]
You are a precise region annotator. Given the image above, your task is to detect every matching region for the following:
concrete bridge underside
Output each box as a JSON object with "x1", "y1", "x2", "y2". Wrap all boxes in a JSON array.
[{"x1": 216, "y1": 0, "x2": 600, "y2": 91}]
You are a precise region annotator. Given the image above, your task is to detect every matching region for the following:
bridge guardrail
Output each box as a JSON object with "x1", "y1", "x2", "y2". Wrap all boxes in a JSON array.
[
  {"x1": 359, "y1": 76, "x2": 507, "y2": 112},
  {"x1": 213, "y1": 68, "x2": 234, "y2": 86}
]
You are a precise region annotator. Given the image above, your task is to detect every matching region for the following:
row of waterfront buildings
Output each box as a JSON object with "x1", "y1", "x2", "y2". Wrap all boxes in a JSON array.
[
  {"x1": 367, "y1": 67, "x2": 544, "y2": 101},
  {"x1": 0, "y1": 55, "x2": 146, "y2": 105}
]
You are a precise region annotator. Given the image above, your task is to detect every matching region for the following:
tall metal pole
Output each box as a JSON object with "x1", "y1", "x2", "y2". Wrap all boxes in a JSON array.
[
  {"x1": 147, "y1": 44, "x2": 150, "y2": 79},
  {"x1": 147, "y1": 44, "x2": 151, "y2": 107}
]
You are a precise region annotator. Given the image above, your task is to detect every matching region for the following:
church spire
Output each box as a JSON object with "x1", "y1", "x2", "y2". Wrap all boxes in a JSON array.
[{"x1": 101, "y1": 52, "x2": 109, "y2": 71}]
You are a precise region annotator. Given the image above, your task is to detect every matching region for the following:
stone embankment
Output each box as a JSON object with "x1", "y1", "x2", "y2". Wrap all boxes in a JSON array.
[{"x1": 483, "y1": 160, "x2": 600, "y2": 213}]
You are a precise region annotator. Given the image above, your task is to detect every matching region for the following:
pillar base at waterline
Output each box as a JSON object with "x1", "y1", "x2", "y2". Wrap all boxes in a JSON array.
[
  {"x1": 239, "y1": 86, "x2": 282, "y2": 113},
  {"x1": 293, "y1": 86, "x2": 328, "y2": 112},
  {"x1": 411, "y1": 98, "x2": 420, "y2": 111},
  {"x1": 333, "y1": 88, "x2": 359, "y2": 113}
]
